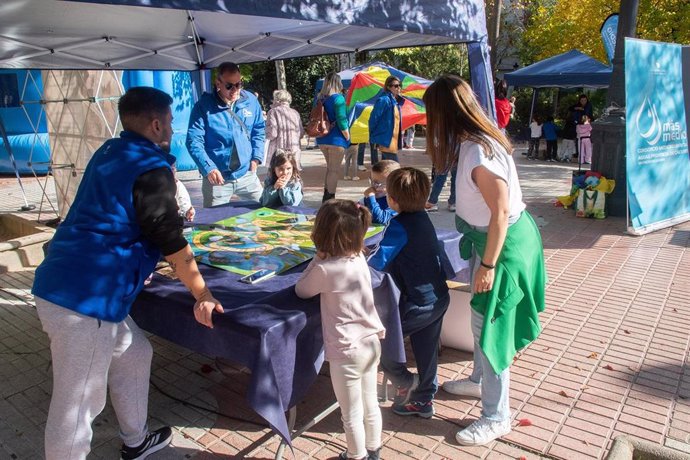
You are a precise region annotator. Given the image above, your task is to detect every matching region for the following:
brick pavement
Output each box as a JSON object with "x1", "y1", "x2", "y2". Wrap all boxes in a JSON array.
[{"x1": 0, "y1": 141, "x2": 689, "y2": 459}]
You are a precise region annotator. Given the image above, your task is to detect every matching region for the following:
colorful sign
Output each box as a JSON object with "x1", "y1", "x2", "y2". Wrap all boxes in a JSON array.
[
  {"x1": 625, "y1": 38, "x2": 690, "y2": 234},
  {"x1": 187, "y1": 208, "x2": 384, "y2": 275}
]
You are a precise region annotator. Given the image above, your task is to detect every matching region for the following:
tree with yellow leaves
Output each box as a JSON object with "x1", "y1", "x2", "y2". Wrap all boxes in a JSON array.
[{"x1": 520, "y1": 0, "x2": 690, "y2": 65}]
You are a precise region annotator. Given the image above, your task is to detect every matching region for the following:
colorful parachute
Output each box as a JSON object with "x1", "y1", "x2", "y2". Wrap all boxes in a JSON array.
[{"x1": 345, "y1": 64, "x2": 432, "y2": 144}]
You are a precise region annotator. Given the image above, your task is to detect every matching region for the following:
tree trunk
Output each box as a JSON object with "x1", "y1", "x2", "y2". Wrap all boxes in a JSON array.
[
  {"x1": 488, "y1": 0, "x2": 503, "y2": 76},
  {"x1": 275, "y1": 60, "x2": 286, "y2": 90}
]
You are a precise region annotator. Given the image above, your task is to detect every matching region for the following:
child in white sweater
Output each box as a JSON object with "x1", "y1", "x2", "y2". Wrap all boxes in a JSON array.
[{"x1": 295, "y1": 200, "x2": 385, "y2": 460}]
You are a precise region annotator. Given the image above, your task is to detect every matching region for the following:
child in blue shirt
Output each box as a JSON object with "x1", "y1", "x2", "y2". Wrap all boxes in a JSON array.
[
  {"x1": 542, "y1": 116, "x2": 558, "y2": 162},
  {"x1": 260, "y1": 150, "x2": 303, "y2": 207},
  {"x1": 368, "y1": 167, "x2": 449, "y2": 419},
  {"x1": 362, "y1": 160, "x2": 399, "y2": 224}
]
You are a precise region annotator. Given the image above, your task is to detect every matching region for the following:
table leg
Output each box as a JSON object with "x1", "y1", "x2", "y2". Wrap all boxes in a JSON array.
[{"x1": 274, "y1": 401, "x2": 340, "y2": 460}]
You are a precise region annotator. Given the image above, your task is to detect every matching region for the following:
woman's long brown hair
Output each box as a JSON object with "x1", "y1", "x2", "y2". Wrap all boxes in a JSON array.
[{"x1": 424, "y1": 75, "x2": 512, "y2": 172}]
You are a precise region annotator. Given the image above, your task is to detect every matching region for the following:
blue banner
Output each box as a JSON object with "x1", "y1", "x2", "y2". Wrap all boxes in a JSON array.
[
  {"x1": 625, "y1": 38, "x2": 690, "y2": 234},
  {"x1": 600, "y1": 14, "x2": 618, "y2": 66}
]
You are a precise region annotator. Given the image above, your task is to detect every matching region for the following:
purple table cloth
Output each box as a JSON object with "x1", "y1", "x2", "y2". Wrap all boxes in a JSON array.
[{"x1": 130, "y1": 203, "x2": 465, "y2": 444}]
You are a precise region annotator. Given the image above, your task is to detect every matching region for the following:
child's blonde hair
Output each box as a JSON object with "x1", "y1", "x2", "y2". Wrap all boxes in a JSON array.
[
  {"x1": 386, "y1": 167, "x2": 430, "y2": 212},
  {"x1": 311, "y1": 199, "x2": 371, "y2": 257}
]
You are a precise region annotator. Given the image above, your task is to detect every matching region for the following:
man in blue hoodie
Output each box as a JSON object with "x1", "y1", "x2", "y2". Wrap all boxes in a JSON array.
[
  {"x1": 187, "y1": 62, "x2": 266, "y2": 206},
  {"x1": 32, "y1": 87, "x2": 224, "y2": 460}
]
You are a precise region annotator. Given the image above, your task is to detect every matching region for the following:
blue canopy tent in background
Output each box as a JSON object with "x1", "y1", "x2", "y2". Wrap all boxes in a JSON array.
[
  {"x1": 504, "y1": 49, "x2": 612, "y2": 89},
  {"x1": 504, "y1": 50, "x2": 612, "y2": 126}
]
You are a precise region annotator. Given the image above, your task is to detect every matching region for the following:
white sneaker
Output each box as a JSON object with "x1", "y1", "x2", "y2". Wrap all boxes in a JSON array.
[
  {"x1": 442, "y1": 378, "x2": 481, "y2": 398},
  {"x1": 447, "y1": 203, "x2": 456, "y2": 212},
  {"x1": 344, "y1": 176, "x2": 352, "y2": 181},
  {"x1": 352, "y1": 176, "x2": 360, "y2": 181},
  {"x1": 425, "y1": 202, "x2": 438, "y2": 212},
  {"x1": 358, "y1": 165, "x2": 367, "y2": 171},
  {"x1": 455, "y1": 417, "x2": 511, "y2": 446}
]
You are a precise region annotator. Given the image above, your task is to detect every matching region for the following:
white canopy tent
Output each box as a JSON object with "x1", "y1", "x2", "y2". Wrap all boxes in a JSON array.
[{"x1": 0, "y1": 0, "x2": 495, "y2": 218}]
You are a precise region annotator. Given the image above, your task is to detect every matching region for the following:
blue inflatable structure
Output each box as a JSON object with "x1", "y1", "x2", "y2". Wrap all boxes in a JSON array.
[
  {"x1": 122, "y1": 70, "x2": 199, "y2": 171},
  {"x1": 0, "y1": 70, "x2": 51, "y2": 174}
]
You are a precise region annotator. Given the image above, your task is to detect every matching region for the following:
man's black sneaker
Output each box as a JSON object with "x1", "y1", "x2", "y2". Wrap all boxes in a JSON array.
[{"x1": 120, "y1": 427, "x2": 173, "y2": 460}]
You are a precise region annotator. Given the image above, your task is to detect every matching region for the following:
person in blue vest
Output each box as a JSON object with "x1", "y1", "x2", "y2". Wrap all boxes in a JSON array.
[
  {"x1": 186, "y1": 61, "x2": 266, "y2": 207},
  {"x1": 368, "y1": 76, "x2": 405, "y2": 163},
  {"x1": 32, "y1": 87, "x2": 224, "y2": 460}
]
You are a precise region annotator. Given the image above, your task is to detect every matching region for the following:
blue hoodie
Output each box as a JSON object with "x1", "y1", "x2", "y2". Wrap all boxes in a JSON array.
[{"x1": 186, "y1": 90, "x2": 266, "y2": 180}]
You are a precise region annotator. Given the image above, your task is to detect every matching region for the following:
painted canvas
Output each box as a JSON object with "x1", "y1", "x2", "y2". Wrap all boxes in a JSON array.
[{"x1": 186, "y1": 208, "x2": 383, "y2": 276}]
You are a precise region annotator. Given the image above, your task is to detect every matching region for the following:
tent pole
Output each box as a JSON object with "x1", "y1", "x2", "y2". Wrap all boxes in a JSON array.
[
  {"x1": 529, "y1": 88, "x2": 537, "y2": 125},
  {"x1": 0, "y1": 114, "x2": 36, "y2": 211}
]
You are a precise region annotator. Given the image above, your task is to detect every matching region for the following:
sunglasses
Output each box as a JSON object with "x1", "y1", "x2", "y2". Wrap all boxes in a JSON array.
[
  {"x1": 371, "y1": 180, "x2": 386, "y2": 189},
  {"x1": 221, "y1": 81, "x2": 242, "y2": 90},
  {"x1": 389, "y1": 84, "x2": 401, "y2": 88}
]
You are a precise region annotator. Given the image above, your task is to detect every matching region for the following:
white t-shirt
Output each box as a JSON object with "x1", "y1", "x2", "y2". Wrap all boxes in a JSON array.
[
  {"x1": 455, "y1": 138, "x2": 526, "y2": 227},
  {"x1": 530, "y1": 121, "x2": 542, "y2": 138}
]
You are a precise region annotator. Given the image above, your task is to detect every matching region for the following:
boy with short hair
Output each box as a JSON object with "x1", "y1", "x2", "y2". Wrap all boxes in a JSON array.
[
  {"x1": 368, "y1": 167, "x2": 450, "y2": 418},
  {"x1": 362, "y1": 160, "x2": 400, "y2": 224}
]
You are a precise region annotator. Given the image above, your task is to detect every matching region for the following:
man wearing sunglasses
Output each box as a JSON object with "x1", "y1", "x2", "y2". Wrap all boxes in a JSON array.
[
  {"x1": 368, "y1": 76, "x2": 405, "y2": 163},
  {"x1": 187, "y1": 62, "x2": 265, "y2": 206}
]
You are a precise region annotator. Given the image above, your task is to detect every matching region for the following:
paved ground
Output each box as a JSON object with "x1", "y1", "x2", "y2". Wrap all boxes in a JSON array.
[{"x1": 0, "y1": 139, "x2": 689, "y2": 460}]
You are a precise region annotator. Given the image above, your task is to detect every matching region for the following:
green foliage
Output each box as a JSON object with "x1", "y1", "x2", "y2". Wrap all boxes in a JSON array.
[
  {"x1": 372, "y1": 45, "x2": 470, "y2": 80},
  {"x1": 240, "y1": 55, "x2": 336, "y2": 120}
]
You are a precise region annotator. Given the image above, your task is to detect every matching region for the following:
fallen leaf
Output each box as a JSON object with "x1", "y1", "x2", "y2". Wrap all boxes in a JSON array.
[
  {"x1": 603, "y1": 364, "x2": 614, "y2": 371},
  {"x1": 583, "y1": 439, "x2": 590, "y2": 446},
  {"x1": 624, "y1": 329, "x2": 631, "y2": 334},
  {"x1": 599, "y1": 340, "x2": 606, "y2": 344},
  {"x1": 200, "y1": 364, "x2": 216, "y2": 374},
  {"x1": 588, "y1": 352, "x2": 598, "y2": 359},
  {"x1": 559, "y1": 390, "x2": 570, "y2": 398},
  {"x1": 673, "y1": 308, "x2": 678, "y2": 312},
  {"x1": 517, "y1": 418, "x2": 533, "y2": 427},
  {"x1": 581, "y1": 385, "x2": 590, "y2": 391},
  {"x1": 575, "y1": 364, "x2": 583, "y2": 371}
]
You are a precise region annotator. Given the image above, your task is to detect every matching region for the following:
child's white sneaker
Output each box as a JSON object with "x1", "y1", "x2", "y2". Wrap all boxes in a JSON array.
[
  {"x1": 352, "y1": 176, "x2": 360, "y2": 181},
  {"x1": 344, "y1": 176, "x2": 351, "y2": 181},
  {"x1": 455, "y1": 417, "x2": 511, "y2": 446}
]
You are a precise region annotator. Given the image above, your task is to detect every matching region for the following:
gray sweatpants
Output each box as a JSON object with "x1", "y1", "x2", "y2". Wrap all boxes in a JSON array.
[{"x1": 35, "y1": 296, "x2": 153, "y2": 460}]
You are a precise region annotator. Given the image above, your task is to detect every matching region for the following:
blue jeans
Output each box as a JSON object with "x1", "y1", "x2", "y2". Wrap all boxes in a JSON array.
[
  {"x1": 469, "y1": 309, "x2": 511, "y2": 422},
  {"x1": 428, "y1": 167, "x2": 457, "y2": 205},
  {"x1": 357, "y1": 143, "x2": 379, "y2": 166},
  {"x1": 380, "y1": 294, "x2": 450, "y2": 403},
  {"x1": 201, "y1": 170, "x2": 262, "y2": 207}
]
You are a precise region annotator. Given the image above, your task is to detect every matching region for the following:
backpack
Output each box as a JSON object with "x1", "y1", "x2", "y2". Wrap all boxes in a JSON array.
[{"x1": 305, "y1": 97, "x2": 331, "y2": 138}]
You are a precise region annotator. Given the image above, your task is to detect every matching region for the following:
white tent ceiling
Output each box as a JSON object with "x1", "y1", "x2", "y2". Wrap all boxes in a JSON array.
[{"x1": 0, "y1": 0, "x2": 482, "y2": 71}]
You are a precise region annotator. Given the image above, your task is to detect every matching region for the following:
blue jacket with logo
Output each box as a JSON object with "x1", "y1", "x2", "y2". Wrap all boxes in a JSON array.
[
  {"x1": 186, "y1": 90, "x2": 266, "y2": 180},
  {"x1": 32, "y1": 131, "x2": 176, "y2": 322},
  {"x1": 368, "y1": 91, "x2": 403, "y2": 148}
]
